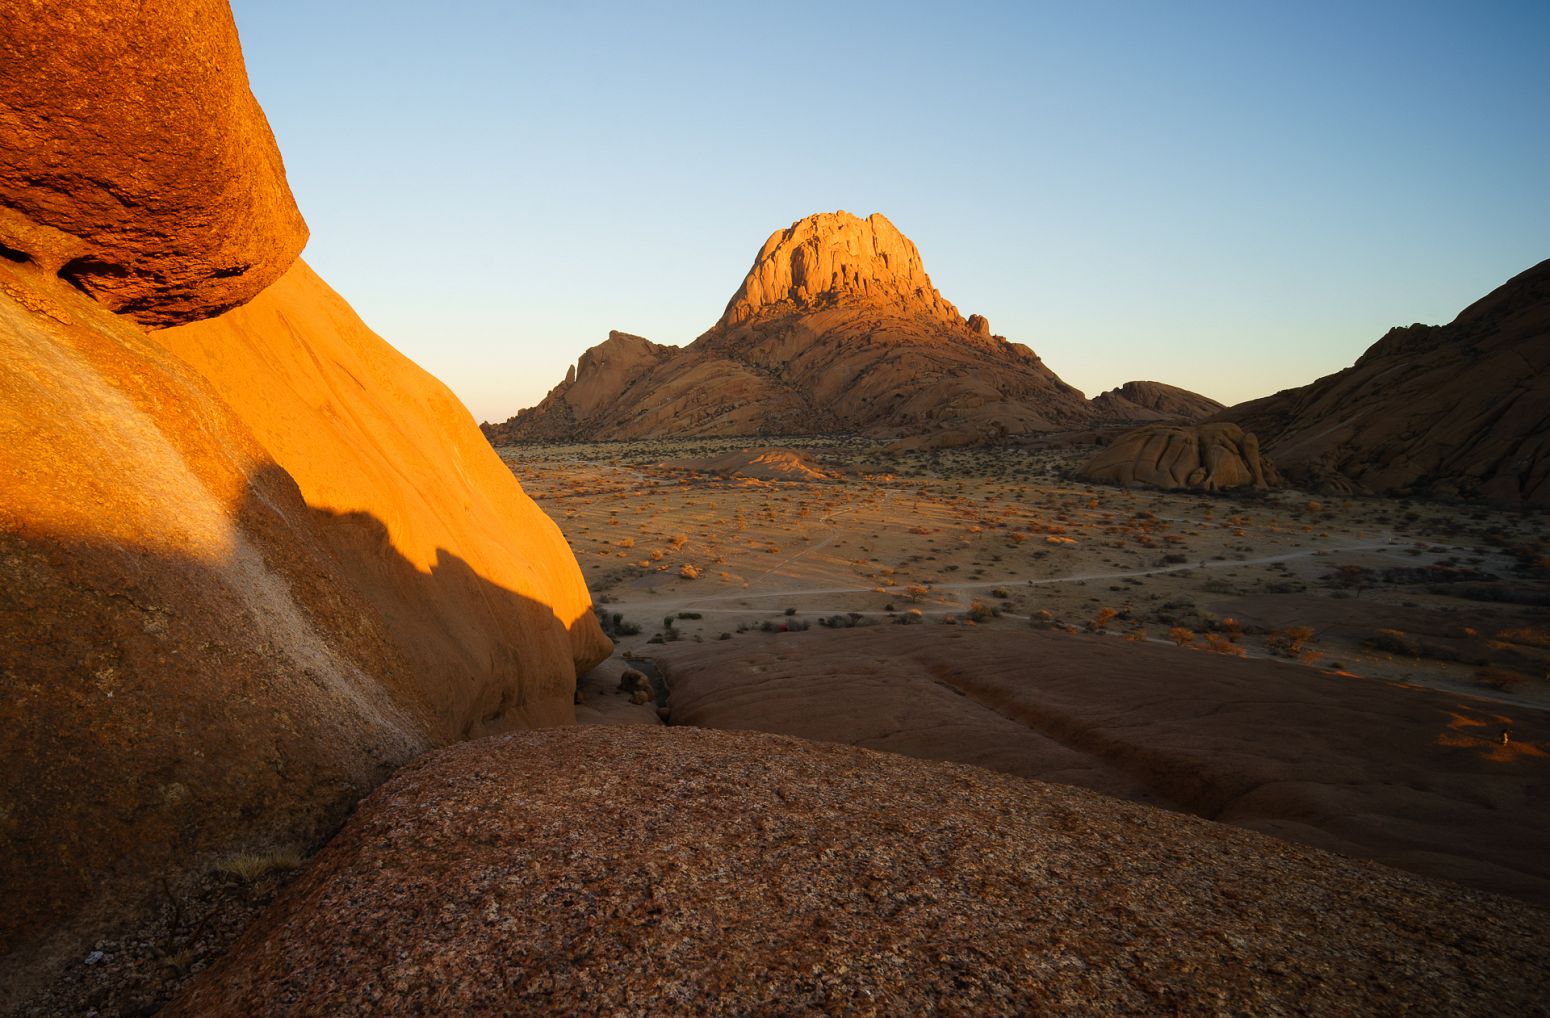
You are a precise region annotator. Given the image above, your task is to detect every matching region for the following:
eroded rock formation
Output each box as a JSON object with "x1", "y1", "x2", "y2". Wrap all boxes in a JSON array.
[
  {"x1": 484, "y1": 211, "x2": 1097, "y2": 445},
  {"x1": 1090, "y1": 380, "x2": 1224, "y2": 422},
  {"x1": 0, "y1": 7, "x2": 606, "y2": 1007},
  {"x1": 1219, "y1": 258, "x2": 1550, "y2": 508},
  {"x1": 165, "y1": 726, "x2": 1550, "y2": 1015},
  {"x1": 0, "y1": 0, "x2": 308, "y2": 325},
  {"x1": 1080, "y1": 422, "x2": 1277, "y2": 491}
]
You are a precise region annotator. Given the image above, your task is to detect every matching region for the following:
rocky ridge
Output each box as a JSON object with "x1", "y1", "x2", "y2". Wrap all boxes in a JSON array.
[
  {"x1": 1219, "y1": 258, "x2": 1550, "y2": 508},
  {"x1": 1090, "y1": 380, "x2": 1224, "y2": 421}
]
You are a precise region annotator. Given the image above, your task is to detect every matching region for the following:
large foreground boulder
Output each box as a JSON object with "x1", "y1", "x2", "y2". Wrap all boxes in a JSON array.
[
  {"x1": 0, "y1": 4, "x2": 608, "y2": 1005},
  {"x1": 0, "y1": 246, "x2": 608, "y2": 1013},
  {"x1": 167, "y1": 726, "x2": 1550, "y2": 1015},
  {"x1": 1081, "y1": 422, "x2": 1277, "y2": 491},
  {"x1": 0, "y1": 1, "x2": 308, "y2": 325}
]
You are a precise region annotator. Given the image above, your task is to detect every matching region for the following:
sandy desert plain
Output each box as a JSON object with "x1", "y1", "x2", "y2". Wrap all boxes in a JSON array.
[{"x1": 506, "y1": 435, "x2": 1550, "y2": 905}]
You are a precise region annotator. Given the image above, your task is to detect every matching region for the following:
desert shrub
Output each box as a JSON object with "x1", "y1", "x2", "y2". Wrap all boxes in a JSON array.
[
  {"x1": 1203, "y1": 633, "x2": 1245, "y2": 656},
  {"x1": 670, "y1": 534, "x2": 689, "y2": 549},
  {"x1": 679, "y1": 563, "x2": 700, "y2": 580},
  {"x1": 1496, "y1": 626, "x2": 1550, "y2": 648},
  {"x1": 784, "y1": 607, "x2": 797, "y2": 616},
  {"x1": 1475, "y1": 667, "x2": 1526, "y2": 692},
  {"x1": 1090, "y1": 607, "x2": 1118, "y2": 631},
  {"x1": 1369, "y1": 628, "x2": 1419, "y2": 656},
  {"x1": 991, "y1": 587, "x2": 1011, "y2": 599},
  {"x1": 968, "y1": 599, "x2": 998, "y2": 623},
  {"x1": 676, "y1": 611, "x2": 702, "y2": 620},
  {"x1": 1168, "y1": 626, "x2": 1195, "y2": 646},
  {"x1": 216, "y1": 848, "x2": 304, "y2": 883},
  {"x1": 1267, "y1": 626, "x2": 1315, "y2": 656}
]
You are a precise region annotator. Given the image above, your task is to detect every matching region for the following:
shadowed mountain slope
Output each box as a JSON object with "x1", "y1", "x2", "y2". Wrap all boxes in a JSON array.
[
  {"x1": 1220, "y1": 258, "x2": 1550, "y2": 507},
  {"x1": 1090, "y1": 380, "x2": 1225, "y2": 421}
]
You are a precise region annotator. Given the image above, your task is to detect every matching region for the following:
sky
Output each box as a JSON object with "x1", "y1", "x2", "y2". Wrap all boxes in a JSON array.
[{"x1": 230, "y1": 1, "x2": 1550, "y2": 425}]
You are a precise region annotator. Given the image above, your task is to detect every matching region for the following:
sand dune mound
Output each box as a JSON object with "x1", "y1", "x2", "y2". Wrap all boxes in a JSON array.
[
  {"x1": 666, "y1": 446, "x2": 839, "y2": 482},
  {"x1": 1091, "y1": 380, "x2": 1224, "y2": 421},
  {"x1": 484, "y1": 211, "x2": 1098, "y2": 445},
  {"x1": 1080, "y1": 421, "x2": 1278, "y2": 491},
  {"x1": 1220, "y1": 258, "x2": 1550, "y2": 507},
  {"x1": 166, "y1": 725, "x2": 1550, "y2": 1016}
]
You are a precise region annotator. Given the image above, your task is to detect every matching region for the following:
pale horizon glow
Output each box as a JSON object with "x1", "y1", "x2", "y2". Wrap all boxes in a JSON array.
[{"x1": 230, "y1": 1, "x2": 1549, "y2": 425}]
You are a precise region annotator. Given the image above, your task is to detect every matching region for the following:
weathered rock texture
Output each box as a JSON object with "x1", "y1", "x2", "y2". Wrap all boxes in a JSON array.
[
  {"x1": 484, "y1": 212, "x2": 1096, "y2": 445},
  {"x1": 651, "y1": 626, "x2": 1550, "y2": 907},
  {"x1": 0, "y1": 0, "x2": 308, "y2": 326},
  {"x1": 1221, "y1": 258, "x2": 1550, "y2": 507},
  {"x1": 166, "y1": 726, "x2": 1550, "y2": 1016},
  {"x1": 1080, "y1": 422, "x2": 1277, "y2": 491},
  {"x1": 0, "y1": 250, "x2": 608, "y2": 1011},
  {"x1": 0, "y1": 9, "x2": 607, "y2": 1001},
  {"x1": 1090, "y1": 380, "x2": 1224, "y2": 422}
]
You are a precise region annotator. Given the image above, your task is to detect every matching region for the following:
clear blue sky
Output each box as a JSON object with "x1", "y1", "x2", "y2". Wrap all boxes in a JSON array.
[{"x1": 230, "y1": 1, "x2": 1549, "y2": 424}]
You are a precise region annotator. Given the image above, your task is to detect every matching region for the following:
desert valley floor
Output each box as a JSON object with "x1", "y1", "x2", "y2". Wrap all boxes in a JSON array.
[{"x1": 506, "y1": 437, "x2": 1550, "y2": 903}]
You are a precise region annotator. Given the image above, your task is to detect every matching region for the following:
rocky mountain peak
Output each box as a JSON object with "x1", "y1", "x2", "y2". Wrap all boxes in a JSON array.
[{"x1": 717, "y1": 211, "x2": 959, "y2": 328}]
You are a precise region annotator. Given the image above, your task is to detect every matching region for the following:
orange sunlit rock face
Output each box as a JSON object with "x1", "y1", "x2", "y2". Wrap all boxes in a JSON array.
[
  {"x1": 720, "y1": 211, "x2": 956, "y2": 326},
  {"x1": 1, "y1": 248, "x2": 610, "y2": 1006},
  {"x1": 156, "y1": 259, "x2": 613, "y2": 683},
  {"x1": 0, "y1": 6, "x2": 607, "y2": 1000},
  {"x1": 0, "y1": 0, "x2": 308, "y2": 325}
]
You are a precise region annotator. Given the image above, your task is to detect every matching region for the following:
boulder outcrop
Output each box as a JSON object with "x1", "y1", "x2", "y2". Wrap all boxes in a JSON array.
[
  {"x1": 1219, "y1": 258, "x2": 1550, "y2": 508},
  {"x1": 166, "y1": 726, "x2": 1550, "y2": 1015},
  {"x1": 1090, "y1": 380, "x2": 1224, "y2": 422},
  {"x1": 1080, "y1": 422, "x2": 1277, "y2": 491},
  {"x1": 0, "y1": 1, "x2": 308, "y2": 326},
  {"x1": 484, "y1": 211, "x2": 1097, "y2": 444},
  {"x1": 0, "y1": 8, "x2": 606, "y2": 1007}
]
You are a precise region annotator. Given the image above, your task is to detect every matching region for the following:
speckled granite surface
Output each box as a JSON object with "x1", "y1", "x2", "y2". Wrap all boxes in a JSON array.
[{"x1": 168, "y1": 726, "x2": 1550, "y2": 1016}]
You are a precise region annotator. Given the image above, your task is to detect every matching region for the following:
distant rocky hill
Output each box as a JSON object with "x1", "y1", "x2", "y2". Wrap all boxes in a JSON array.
[
  {"x1": 484, "y1": 211, "x2": 1098, "y2": 446},
  {"x1": 1090, "y1": 379, "x2": 1224, "y2": 421},
  {"x1": 1219, "y1": 258, "x2": 1550, "y2": 508}
]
